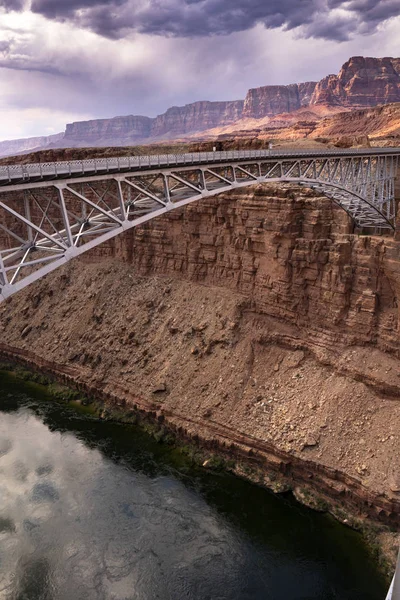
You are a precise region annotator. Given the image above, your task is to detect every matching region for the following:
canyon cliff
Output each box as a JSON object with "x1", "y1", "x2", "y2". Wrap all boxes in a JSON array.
[
  {"x1": 150, "y1": 100, "x2": 244, "y2": 137},
  {"x1": 60, "y1": 101, "x2": 244, "y2": 147},
  {"x1": 1, "y1": 184, "x2": 400, "y2": 534},
  {"x1": 242, "y1": 82, "x2": 317, "y2": 119},
  {"x1": 60, "y1": 56, "x2": 400, "y2": 140},
  {"x1": 64, "y1": 115, "x2": 153, "y2": 145},
  {"x1": 2, "y1": 56, "x2": 399, "y2": 157},
  {"x1": 310, "y1": 57, "x2": 400, "y2": 107}
]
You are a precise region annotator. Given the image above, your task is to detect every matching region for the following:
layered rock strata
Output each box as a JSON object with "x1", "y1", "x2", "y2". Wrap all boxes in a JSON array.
[
  {"x1": 63, "y1": 101, "x2": 245, "y2": 145},
  {"x1": 64, "y1": 115, "x2": 153, "y2": 144},
  {"x1": 311, "y1": 103, "x2": 400, "y2": 140},
  {"x1": 310, "y1": 56, "x2": 400, "y2": 107},
  {"x1": 1, "y1": 184, "x2": 400, "y2": 528},
  {"x1": 150, "y1": 100, "x2": 244, "y2": 137},
  {"x1": 242, "y1": 82, "x2": 317, "y2": 118}
]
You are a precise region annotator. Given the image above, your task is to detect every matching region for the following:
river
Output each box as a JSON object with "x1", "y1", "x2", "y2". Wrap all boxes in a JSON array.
[{"x1": 0, "y1": 372, "x2": 387, "y2": 600}]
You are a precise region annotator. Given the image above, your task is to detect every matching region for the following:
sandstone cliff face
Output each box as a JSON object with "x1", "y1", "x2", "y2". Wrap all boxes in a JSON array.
[
  {"x1": 151, "y1": 100, "x2": 244, "y2": 137},
  {"x1": 105, "y1": 185, "x2": 400, "y2": 358},
  {"x1": 1, "y1": 184, "x2": 400, "y2": 515},
  {"x1": 310, "y1": 56, "x2": 400, "y2": 107},
  {"x1": 298, "y1": 81, "x2": 318, "y2": 105},
  {"x1": 64, "y1": 115, "x2": 152, "y2": 143},
  {"x1": 242, "y1": 83, "x2": 317, "y2": 118},
  {"x1": 310, "y1": 75, "x2": 344, "y2": 106},
  {"x1": 62, "y1": 101, "x2": 245, "y2": 145}
]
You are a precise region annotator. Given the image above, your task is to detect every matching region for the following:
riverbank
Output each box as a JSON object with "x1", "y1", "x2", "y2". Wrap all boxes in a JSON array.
[{"x1": 0, "y1": 356, "x2": 398, "y2": 578}]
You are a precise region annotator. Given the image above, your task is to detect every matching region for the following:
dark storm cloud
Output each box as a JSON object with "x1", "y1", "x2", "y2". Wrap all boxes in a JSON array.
[
  {"x1": 304, "y1": 15, "x2": 358, "y2": 42},
  {"x1": 135, "y1": 0, "x2": 318, "y2": 36},
  {"x1": 328, "y1": 0, "x2": 400, "y2": 30},
  {"x1": 0, "y1": 0, "x2": 25, "y2": 9},
  {"x1": 26, "y1": 0, "x2": 400, "y2": 41},
  {"x1": 28, "y1": 0, "x2": 322, "y2": 38},
  {"x1": 30, "y1": 0, "x2": 126, "y2": 19}
]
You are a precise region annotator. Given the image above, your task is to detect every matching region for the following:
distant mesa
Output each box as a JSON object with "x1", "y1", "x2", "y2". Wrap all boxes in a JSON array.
[
  {"x1": 0, "y1": 56, "x2": 399, "y2": 158},
  {"x1": 242, "y1": 82, "x2": 318, "y2": 119},
  {"x1": 64, "y1": 115, "x2": 153, "y2": 142},
  {"x1": 0, "y1": 133, "x2": 64, "y2": 159}
]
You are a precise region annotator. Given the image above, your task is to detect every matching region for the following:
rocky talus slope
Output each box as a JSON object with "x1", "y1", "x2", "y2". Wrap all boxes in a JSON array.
[
  {"x1": 1, "y1": 184, "x2": 400, "y2": 533},
  {"x1": 311, "y1": 103, "x2": 400, "y2": 142}
]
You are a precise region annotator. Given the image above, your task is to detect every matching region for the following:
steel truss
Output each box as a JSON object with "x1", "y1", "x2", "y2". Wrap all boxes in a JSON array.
[{"x1": 0, "y1": 150, "x2": 398, "y2": 302}]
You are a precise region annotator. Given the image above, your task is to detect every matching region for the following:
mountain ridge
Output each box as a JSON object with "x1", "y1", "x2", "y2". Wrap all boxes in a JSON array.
[{"x1": 1, "y1": 56, "x2": 399, "y2": 157}]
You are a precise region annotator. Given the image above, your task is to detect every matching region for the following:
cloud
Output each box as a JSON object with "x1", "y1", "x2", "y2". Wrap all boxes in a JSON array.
[
  {"x1": 0, "y1": 0, "x2": 399, "y2": 140},
  {"x1": 327, "y1": 0, "x2": 400, "y2": 33},
  {"x1": 0, "y1": 0, "x2": 26, "y2": 9},
  {"x1": 25, "y1": 0, "x2": 400, "y2": 42},
  {"x1": 0, "y1": 39, "x2": 11, "y2": 52},
  {"x1": 30, "y1": 0, "x2": 126, "y2": 19},
  {"x1": 301, "y1": 12, "x2": 358, "y2": 41}
]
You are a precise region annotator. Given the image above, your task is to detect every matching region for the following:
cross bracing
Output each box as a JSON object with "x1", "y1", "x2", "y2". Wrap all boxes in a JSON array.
[{"x1": 0, "y1": 148, "x2": 398, "y2": 303}]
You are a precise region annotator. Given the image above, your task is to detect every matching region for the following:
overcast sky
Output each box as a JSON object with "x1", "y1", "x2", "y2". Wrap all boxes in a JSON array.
[{"x1": 0, "y1": 0, "x2": 399, "y2": 140}]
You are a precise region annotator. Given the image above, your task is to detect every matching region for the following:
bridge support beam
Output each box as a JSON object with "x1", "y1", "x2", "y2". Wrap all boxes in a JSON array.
[{"x1": 0, "y1": 150, "x2": 398, "y2": 302}]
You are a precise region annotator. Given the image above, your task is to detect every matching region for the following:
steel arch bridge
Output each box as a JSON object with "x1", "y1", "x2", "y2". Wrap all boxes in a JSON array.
[{"x1": 0, "y1": 147, "x2": 399, "y2": 302}]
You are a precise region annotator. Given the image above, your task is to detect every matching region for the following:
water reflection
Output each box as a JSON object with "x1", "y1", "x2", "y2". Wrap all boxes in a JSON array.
[{"x1": 0, "y1": 378, "x2": 387, "y2": 600}]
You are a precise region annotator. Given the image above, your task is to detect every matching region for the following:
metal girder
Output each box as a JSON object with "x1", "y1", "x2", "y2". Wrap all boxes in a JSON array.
[{"x1": 0, "y1": 149, "x2": 398, "y2": 303}]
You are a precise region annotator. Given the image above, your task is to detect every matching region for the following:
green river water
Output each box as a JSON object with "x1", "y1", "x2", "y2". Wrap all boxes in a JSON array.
[{"x1": 0, "y1": 372, "x2": 388, "y2": 600}]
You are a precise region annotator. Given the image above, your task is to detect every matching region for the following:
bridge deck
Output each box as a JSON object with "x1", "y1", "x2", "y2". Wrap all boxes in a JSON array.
[{"x1": 1, "y1": 147, "x2": 400, "y2": 188}]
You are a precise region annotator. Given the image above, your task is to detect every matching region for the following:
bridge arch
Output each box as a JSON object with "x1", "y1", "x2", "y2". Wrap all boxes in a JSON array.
[{"x1": 0, "y1": 149, "x2": 398, "y2": 302}]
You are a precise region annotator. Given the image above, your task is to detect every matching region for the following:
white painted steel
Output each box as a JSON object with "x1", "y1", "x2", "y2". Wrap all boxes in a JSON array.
[
  {"x1": 0, "y1": 148, "x2": 399, "y2": 302},
  {"x1": 0, "y1": 148, "x2": 399, "y2": 186},
  {"x1": 386, "y1": 549, "x2": 400, "y2": 600}
]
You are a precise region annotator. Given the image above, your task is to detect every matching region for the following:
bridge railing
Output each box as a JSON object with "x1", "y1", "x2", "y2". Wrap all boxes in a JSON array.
[
  {"x1": 0, "y1": 151, "x2": 256, "y2": 183},
  {"x1": 0, "y1": 148, "x2": 399, "y2": 186}
]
